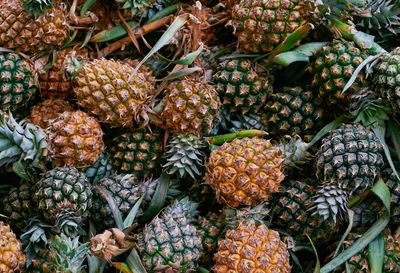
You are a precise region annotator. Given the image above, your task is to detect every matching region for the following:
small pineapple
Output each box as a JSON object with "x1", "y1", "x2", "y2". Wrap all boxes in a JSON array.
[
  {"x1": 161, "y1": 78, "x2": 221, "y2": 135},
  {"x1": 0, "y1": 222, "x2": 25, "y2": 272},
  {"x1": 109, "y1": 127, "x2": 163, "y2": 179},
  {"x1": 27, "y1": 98, "x2": 74, "y2": 129},
  {"x1": 315, "y1": 123, "x2": 384, "y2": 196},
  {"x1": 137, "y1": 197, "x2": 203, "y2": 272}
]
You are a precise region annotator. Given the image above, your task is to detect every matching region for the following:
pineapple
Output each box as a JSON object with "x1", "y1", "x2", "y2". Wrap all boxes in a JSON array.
[
  {"x1": 84, "y1": 151, "x2": 114, "y2": 184},
  {"x1": 0, "y1": 0, "x2": 69, "y2": 54},
  {"x1": 205, "y1": 137, "x2": 285, "y2": 207},
  {"x1": 218, "y1": 108, "x2": 266, "y2": 132},
  {"x1": 109, "y1": 127, "x2": 163, "y2": 179},
  {"x1": 34, "y1": 167, "x2": 92, "y2": 236},
  {"x1": 308, "y1": 40, "x2": 367, "y2": 108},
  {"x1": 0, "y1": 52, "x2": 37, "y2": 112},
  {"x1": 116, "y1": 0, "x2": 157, "y2": 16},
  {"x1": 161, "y1": 78, "x2": 221, "y2": 135},
  {"x1": 212, "y1": 58, "x2": 273, "y2": 115},
  {"x1": 264, "y1": 85, "x2": 327, "y2": 142},
  {"x1": 137, "y1": 197, "x2": 203, "y2": 272},
  {"x1": 0, "y1": 221, "x2": 25, "y2": 272},
  {"x1": 73, "y1": 58, "x2": 155, "y2": 128},
  {"x1": 27, "y1": 98, "x2": 74, "y2": 129},
  {"x1": 48, "y1": 110, "x2": 104, "y2": 167},
  {"x1": 39, "y1": 46, "x2": 89, "y2": 99},
  {"x1": 315, "y1": 123, "x2": 384, "y2": 196}
]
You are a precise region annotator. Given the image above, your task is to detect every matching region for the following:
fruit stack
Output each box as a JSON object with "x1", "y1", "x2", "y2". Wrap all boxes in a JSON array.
[{"x1": 0, "y1": 0, "x2": 399, "y2": 272}]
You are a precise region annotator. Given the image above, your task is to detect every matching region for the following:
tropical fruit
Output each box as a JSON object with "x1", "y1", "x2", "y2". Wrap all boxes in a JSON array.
[
  {"x1": 0, "y1": 221, "x2": 25, "y2": 272},
  {"x1": 85, "y1": 151, "x2": 114, "y2": 184},
  {"x1": 27, "y1": 98, "x2": 74, "y2": 129}
]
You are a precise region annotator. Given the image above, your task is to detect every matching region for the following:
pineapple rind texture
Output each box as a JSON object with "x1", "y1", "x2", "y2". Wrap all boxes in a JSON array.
[
  {"x1": 27, "y1": 98, "x2": 74, "y2": 129},
  {"x1": 0, "y1": 221, "x2": 26, "y2": 273}
]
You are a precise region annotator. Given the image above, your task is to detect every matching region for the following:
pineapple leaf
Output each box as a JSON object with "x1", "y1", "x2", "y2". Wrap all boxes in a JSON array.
[
  {"x1": 22, "y1": 0, "x2": 52, "y2": 16},
  {"x1": 95, "y1": 186, "x2": 124, "y2": 230},
  {"x1": 342, "y1": 55, "x2": 379, "y2": 94},
  {"x1": 146, "y1": 3, "x2": 183, "y2": 24},
  {"x1": 388, "y1": 119, "x2": 400, "y2": 163},
  {"x1": 371, "y1": 179, "x2": 391, "y2": 213},
  {"x1": 124, "y1": 248, "x2": 147, "y2": 273},
  {"x1": 91, "y1": 21, "x2": 139, "y2": 43},
  {"x1": 367, "y1": 232, "x2": 384, "y2": 273},
  {"x1": 123, "y1": 193, "x2": 145, "y2": 228},
  {"x1": 165, "y1": 67, "x2": 203, "y2": 80},
  {"x1": 332, "y1": 209, "x2": 355, "y2": 259},
  {"x1": 158, "y1": 42, "x2": 204, "y2": 65},
  {"x1": 273, "y1": 52, "x2": 309, "y2": 66},
  {"x1": 81, "y1": 0, "x2": 98, "y2": 16}
]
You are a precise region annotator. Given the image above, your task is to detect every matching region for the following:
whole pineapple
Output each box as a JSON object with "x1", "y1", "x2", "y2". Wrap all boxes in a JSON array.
[
  {"x1": 34, "y1": 167, "x2": 92, "y2": 236},
  {"x1": 48, "y1": 110, "x2": 104, "y2": 167},
  {"x1": 0, "y1": 0, "x2": 69, "y2": 54},
  {"x1": 264, "y1": 85, "x2": 327, "y2": 142},
  {"x1": 0, "y1": 221, "x2": 25, "y2": 272},
  {"x1": 137, "y1": 197, "x2": 203, "y2": 272},
  {"x1": 161, "y1": 78, "x2": 221, "y2": 135},
  {"x1": 27, "y1": 98, "x2": 74, "y2": 129},
  {"x1": 315, "y1": 123, "x2": 384, "y2": 195},
  {"x1": 0, "y1": 52, "x2": 37, "y2": 112},
  {"x1": 73, "y1": 58, "x2": 155, "y2": 127},
  {"x1": 205, "y1": 137, "x2": 284, "y2": 207},
  {"x1": 109, "y1": 127, "x2": 163, "y2": 179},
  {"x1": 308, "y1": 40, "x2": 367, "y2": 108},
  {"x1": 212, "y1": 58, "x2": 273, "y2": 114}
]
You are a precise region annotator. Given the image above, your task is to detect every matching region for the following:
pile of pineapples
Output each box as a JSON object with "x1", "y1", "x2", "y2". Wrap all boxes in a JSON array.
[{"x1": 1, "y1": 0, "x2": 400, "y2": 272}]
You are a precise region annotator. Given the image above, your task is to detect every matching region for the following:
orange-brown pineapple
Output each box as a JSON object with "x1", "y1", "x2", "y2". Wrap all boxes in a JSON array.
[{"x1": 28, "y1": 98, "x2": 74, "y2": 129}]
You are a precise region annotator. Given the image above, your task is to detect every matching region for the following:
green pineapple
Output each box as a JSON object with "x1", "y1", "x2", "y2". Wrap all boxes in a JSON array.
[
  {"x1": 217, "y1": 108, "x2": 266, "y2": 132},
  {"x1": 315, "y1": 123, "x2": 384, "y2": 196},
  {"x1": 34, "y1": 167, "x2": 92, "y2": 236},
  {"x1": 109, "y1": 127, "x2": 163, "y2": 179},
  {"x1": 212, "y1": 58, "x2": 273, "y2": 115},
  {"x1": 136, "y1": 197, "x2": 203, "y2": 272},
  {"x1": 84, "y1": 151, "x2": 115, "y2": 184}
]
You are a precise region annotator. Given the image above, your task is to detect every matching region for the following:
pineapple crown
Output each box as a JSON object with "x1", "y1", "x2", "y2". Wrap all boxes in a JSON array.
[
  {"x1": 48, "y1": 234, "x2": 90, "y2": 273},
  {"x1": 84, "y1": 151, "x2": 115, "y2": 184},
  {"x1": 309, "y1": 180, "x2": 350, "y2": 224},
  {"x1": 163, "y1": 133, "x2": 206, "y2": 179},
  {"x1": 116, "y1": 0, "x2": 156, "y2": 15},
  {"x1": 22, "y1": 0, "x2": 53, "y2": 16},
  {"x1": 0, "y1": 112, "x2": 48, "y2": 180},
  {"x1": 275, "y1": 136, "x2": 312, "y2": 171},
  {"x1": 164, "y1": 197, "x2": 199, "y2": 221}
]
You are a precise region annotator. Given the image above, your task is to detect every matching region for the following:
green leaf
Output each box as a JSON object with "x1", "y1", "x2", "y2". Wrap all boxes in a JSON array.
[
  {"x1": 333, "y1": 209, "x2": 354, "y2": 258},
  {"x1": 342, "y1": 55, "x2": 378, "y2": 94},
  {"x1": 81, "y1": 0, "x2": 98, "y2": 16},
  {"x1": 320, "y1": 212, "x2": 390, "y2": 273},
  {"x1": 165, "y1": 67, "x2": 202, "y2": 80},
  {"x1": 91, "y1": 21, "x2": 139, "y2": 43},
  {"x1": 125, "y1": 248, "x2": 147, "y2": 273},
  {"x1": 307, "y1": 235, "x2": 320, "y2": 273},
  {"x1": 388, "y1": 119, "x2": 400, "y2": 162},
  {"x1": 146, "y1": 3, "x2": 183, "y2": 24},
  {"x1": 139, "y1": 172, "x2": 170, "y2": 224},
  {"x1": 371, "y1": 179, "x2": 391, "y2": 213},
  {"x1": 61, "y1": 30, "x2": 78, "y2": 49},
  {"x1": 13, "y1": 161, "x2": 29, "y2": 181},
  {"x1": 273, "y1": 51, "x2": 309, "y2": 66},
  {"x1": 123, "y1": 193, "x2": 145, "y2": 228},
  {"x1": 207, "y1": 130, "x2": 268, "y2": 145},
  {"x1": 368, "y1": 232, "x2": 384, "y2": 273},
  {"x1": 198, "y1": 267, "x2": 210, "y2": 273},
  {"x1": 159, "y1": 43, "x2": 204, "y2": 65},
  {"x1": 95, "y1": 186, "x2": 124, "y2": 230},
  {"x1": 294, "y1": 42, "x2": 327, "y2": 56}
]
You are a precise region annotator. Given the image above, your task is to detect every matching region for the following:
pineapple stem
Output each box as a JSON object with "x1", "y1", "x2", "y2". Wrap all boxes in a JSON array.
[{"x1": 207, "y1": 130, "x2": 267, "y2": 145}]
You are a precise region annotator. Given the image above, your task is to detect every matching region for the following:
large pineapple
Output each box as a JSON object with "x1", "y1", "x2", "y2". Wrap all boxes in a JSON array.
[
  {"x1": 308, "y1": 40, "x2": 367, "y2": 108},
  {"x1": 315, "y1": 123, "x2": 384, "y2": 195},
  {"x1": 0, "y1": 52, "x2": 37, "y2": 112},
  {"x1": 73, "y1": 58, "x2": 155, "y2": 128},
  {"x1": 0, "y1": 0, "x2": 69, "y2": 54},
  {"x1": 27, "y1": 98, "x2": 74, "y2": 129},
  {"x1": 212, "y1": 58, "x2": 273, "y2": 115},
  {"x1": 205, "y1": 137, "x2": 284, "y2": 207},
  {"x1": 34, "y1": 167, "x2": 92, "y2": 236},
  {"x1": 48, "y1": 110, "x2": 104, "y2": 167},
  {"x1": 137, "y1": 197, "x2": 203, "y2": 272},
  {"x1": 264, "y1": 85, "x2": 327, "y2": 142},
  {"x1": 0, "y1": 221, "x2": 25, "y2": 272},
  {"x1": 109, "y1": 127, "x2": 163, "y2": 179},
  {"x1": 161, "y1": 78, "x2": 221, "y2": 135}
]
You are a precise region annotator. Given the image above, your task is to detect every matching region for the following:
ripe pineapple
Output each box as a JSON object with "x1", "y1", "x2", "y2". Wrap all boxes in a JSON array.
[
  {"x1": 0, "y1": 221, "x2": 25, "y2": 272},
  {"x1": 39, "y1": 47, "x2": 89, "y2": 98},
  {"x1": 48, "y1": 110, "x2": 104, "y2": 167},
  {"x1": 0, "y1": 0, "x2": 69, "y2": 54},
  {"x1": 264, "y1": 85, "x2": 327, "y2": 142},
  {"x1": 27, "y1": 98, "x2": 74, "y2": 129},
  {"x1": 0, "y1": 52, "x2": 37, "y2": 112},
  {"x1": 205, "y1": 137, "x2": 284, "y2": 207},
  {"x1": 315, "y1": 123, "x2": 384, "y2": 196},
  {"x1": 109, "y1": 127, "x2": 163, "y2": 179},
  {"x1": 73, "y1": 58, "x2": 155, "y2": 128},
  {"x1": 212, "y1": 58, "x2": 273, "y2": 115},
  {"x1": 161, "y1": 78, "x2": 221, "y2": 135},
  {"x1": 308, "y1": 40, "x2": 367, "y2": 108},
  {"x1": 34, "y1": 167, "x2": 92, "y2": 236},
  {"x1": 330, "y1": 228, "x2": 400, "y2": 272},
  {"x1": 137, "y1": 197, "x2": 203, "y2": 272}
]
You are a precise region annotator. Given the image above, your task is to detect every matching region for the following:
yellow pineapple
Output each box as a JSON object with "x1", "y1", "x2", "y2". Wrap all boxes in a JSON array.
[
  {"x1": 0, "y1": 221, "x2": 25, "y2": 273},
  {"x1": 27, "y1": 98, "x2": 74, "y2": 129}
]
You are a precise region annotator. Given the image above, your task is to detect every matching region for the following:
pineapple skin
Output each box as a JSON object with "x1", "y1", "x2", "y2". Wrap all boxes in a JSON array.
[
  {"x1": 0, "y1": 221, "x2": 26, "y2": 273},
  {"x1": 27, "y1": 98, "x2": 74, "y2": 129},
  {"x1": 205, "y1": 137, "x2": 284, "y2": 207}
]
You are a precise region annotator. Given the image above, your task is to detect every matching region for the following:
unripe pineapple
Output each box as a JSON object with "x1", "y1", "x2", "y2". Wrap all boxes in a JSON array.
[
  {"x1": 27, "y1": 98, "x2": 74, "y2": 129},
  {"x1": 34, "y1": 167, "x2": 92, "y2": 236},
  {"x1": 308, "y1": 40, "x2": 367, "y2": 108},
  {"x1": 162, "y1": 79, "x2": 221, "y2": 135},
  {"x1": 315, "y1": 123, "x2": 384, "y2": 196},
  {"x1": 109, "y1": 127, "x2": 163, "y2": 179},
  {"x1": 137, "y1": 197, "x2": 203, "y2": 272},
  {"x1": 264, "y1": 85, "x2": 327, "y2": 142},
  {"x1": 48, "y1": 110, "x2": 104, "y2": 167},
  {"x1": 205, "y1": 137, "x2": 284, "y2": 207},
  {"x1": 0, "y1": 221, "x2": 25, "y2": 272},
  {"x1": 212, "y1": 58, "x2": 273, "y2": 114},
  {"x1": 39, "y1": 47, "x2": 89, "y2": 98},
  {"x1": 0, "y1": 0, "x2": 69, "y2": 54},
  {"x1": 73, "y1": 58, "x2": 154, "y2": 128},
  {"x1": 0, "y1": 52, "x2": 37, "y2": 112},
  {"x1": 85, "y1": 151, "x2": 114, "y2": 184}
]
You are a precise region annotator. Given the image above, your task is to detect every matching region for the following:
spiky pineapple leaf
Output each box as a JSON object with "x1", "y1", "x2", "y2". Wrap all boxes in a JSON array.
[
  {"x1": 368, "y1": 232, "x2": 384, "y2": 273},
  {"x1": 332, "y1": 209, "x2": 354, "y2": 259},
  {"x1": 159, "y1": 42, "x2": 204, "y2": 65},
  {"x1": 81, "y1": 0, "x2": 98, "y2": 16},
  {"x1": 22, "y1": 0, "x2": 52, "y2": 16},
  {"x1": 123, "y1": 193, "x2": 145, "y2": 228},
  {"x1": 91, "y1": 21, "x2": 139, "y2": 43},
  {"x1": 146, "y1": 3, "x2": 182, "y2": 24}
]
